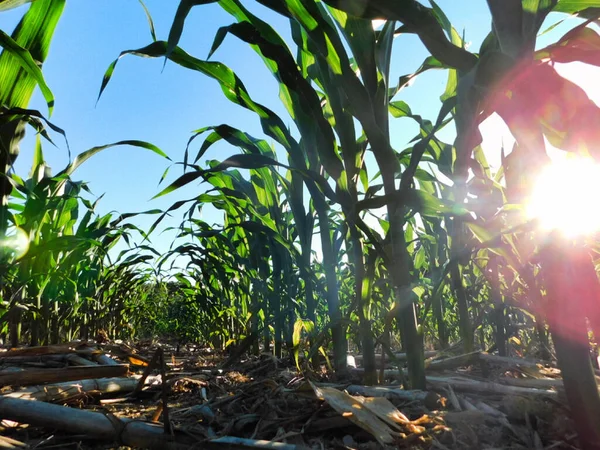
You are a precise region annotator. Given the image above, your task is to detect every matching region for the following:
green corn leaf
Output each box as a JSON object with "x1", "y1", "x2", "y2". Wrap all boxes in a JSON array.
[
  {"x1": 153, "y1": 171, "x2": 205, "y2": 199},
  {"x1": 207, "y1": 153, "x2": 284, "y2": 173},
  {"x1": 553, "y1": 0, "x2": 600, "y2": 17},
  {"x1": 0, "y1": 0, "x2": 32, "y2": 11},
  {"x1": 486, "y1": 0, "x2": 523, "y2": 58},
  {"x1": 465, "y1": 222, "x2": 497, "y2": 245},
  {"x1": 318, "y1": 346, "x2": 333, "y2": 371},
  {"x1": 292, "y1": 318, "x2": 315, "y2": 369},
  {"x1": 390, "y1": 56, "x2": 447, "y2": 100},
  {"x1": 190, "y1": 125, "x2": 275, "y2": 163},
  {"x1": 1, "y1": 106, "x2": 69, "y2": 152},
  {"x1": 522, "y1": 0, "x2": 556, "y2": 45},
  {"x1": 166, "y1": 0, "x2": 218, "y2": 60},
  {"x1": 110, "y1": 209, "x2": 164, "y2": 225},
  {"x1": 30, "y1": 133, "x2": 43, "y2": 178},
  {"x1": 328, "y1": 7, "x2": 377, "y2": 91},
  {"x1": 58, "y1": 140, "x2": 169, "y2": 180},
  {"x1": 146, "y1": 198, "x2": 199, "y2": 236},
  {"x1": 389, "y1": 100, "x2": 414, "y2": 118},
  {"x1": 0, "y1": 30, "x2": 54, "y2": 114},
  {"x1": 465, "y1": 222, "x2": 521, "y2": 268},
  {"x1": 537, "y1": 22, "x2": 600, "y2": 65},
  {"x1": 23, "y1": 236, "x2": 99, "y2": 259},
  {"x1": 137, "y1": 0, "x2": 157, "y2": 42},
  {"x1": 292, "y1": 318, "x2": 304, "y2": 369},
  {"x1": 321, "y1": 0, "x2": 477, "y2": 71},
  {"x1": 428, "y1": 0, "x2": 452, "y2": 38},
  {"x1": 206, "y1": 19, "x2": 343, "y2": 180},
  {"x1": 0, "y1": 0, "x2": 65, "y2": 114},
  {"x1": 98, "y1": 41, "x2": 300, "y2": 162},
  {"x1": 207, "y1": 24, "x2": 229, "y2": 60},
  {"x1": 411, "y1": 190, "x2": 469, "y2": 218}
]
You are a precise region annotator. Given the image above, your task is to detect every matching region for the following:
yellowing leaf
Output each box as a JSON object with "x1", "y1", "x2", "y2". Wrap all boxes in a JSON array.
[
  {"x1": 127, "y1": 355, "x2": 149, "y2": 367},
  {"x1": 309, "y1": 381, "x2": 398, "y2": 446}
]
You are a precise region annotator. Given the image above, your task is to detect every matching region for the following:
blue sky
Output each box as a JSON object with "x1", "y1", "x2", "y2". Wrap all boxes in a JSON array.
[{"x1": 0, "y1": 1, "x2": 584, "y2": 261}]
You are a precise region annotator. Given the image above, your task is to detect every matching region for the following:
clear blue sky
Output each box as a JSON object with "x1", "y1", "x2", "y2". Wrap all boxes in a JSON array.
[{"x1": 0, "y1": 1, "x2": 576, "y2": 260}]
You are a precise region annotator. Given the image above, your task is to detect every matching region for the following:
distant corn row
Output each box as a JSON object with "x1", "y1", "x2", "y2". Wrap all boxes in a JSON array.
[{"x1": 0, "y1": 0, "x2": 169, "y2": 347}]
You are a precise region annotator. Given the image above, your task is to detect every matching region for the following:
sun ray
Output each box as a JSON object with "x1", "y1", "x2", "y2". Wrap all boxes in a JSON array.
[{"x1": 526, "y1": 157, "x2": 600, "y2": 237}]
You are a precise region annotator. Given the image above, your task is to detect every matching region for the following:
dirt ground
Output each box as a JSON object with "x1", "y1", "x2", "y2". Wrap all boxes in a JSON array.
[{"x1": 0, "y1": 340, "x2": 584, "y2": 449}]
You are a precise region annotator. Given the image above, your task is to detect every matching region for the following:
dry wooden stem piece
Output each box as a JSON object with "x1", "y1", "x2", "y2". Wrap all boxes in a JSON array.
[
  {"x1": 0, "y1": 364, "x2": 128, "y2": 387},
  {"x1": 3, "y1": 376, "x2": 159, "y2": 402},
  {"x1": 0, "y1": 397, "x2": 298, "y2": 450},
  {"x1": 426, "y1": 376, "x2": 558, "y2": 397}
]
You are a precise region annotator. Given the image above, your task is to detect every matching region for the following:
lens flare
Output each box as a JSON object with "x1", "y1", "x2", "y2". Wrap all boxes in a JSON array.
[
  {"x1": 0, "y1": 227, "x2": 29, "y2": 261},
  {"x1": 527, "y1": 157, "x2": 600, "y2": 237}
]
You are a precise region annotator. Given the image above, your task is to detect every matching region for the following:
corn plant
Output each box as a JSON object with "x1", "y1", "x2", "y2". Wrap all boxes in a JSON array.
[
  {"x1": 0, "y1": 137, "x2": 166, "y2": 345},
  {"x1": 321, "y1": 0, "x2": 600, "y2": 446},
  {"x1": 98, "y1": 0, "x2": 478, "y2": 388},
  {"x1": 0, "y1": 0, "x2": 64, "y2": 242}
]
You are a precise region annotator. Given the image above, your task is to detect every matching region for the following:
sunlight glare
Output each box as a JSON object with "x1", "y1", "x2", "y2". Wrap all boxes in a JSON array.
[
  {"x1": 0, "y1": 227, "x2": 29, "y2": 261},
  {"x1": 527, "y1": 157, "x2": 600, "y2": 237},
  {"x1": 554, "y1": 62, "x2": 600, "y2": 107},
  {"x1": 371, "y1": 19, "x2": 386, "y2": 30}
]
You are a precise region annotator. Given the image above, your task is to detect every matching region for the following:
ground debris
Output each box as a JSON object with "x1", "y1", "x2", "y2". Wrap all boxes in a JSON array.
[{"x1": 0, "y1": 342, "x2": 585, "y2": 449}]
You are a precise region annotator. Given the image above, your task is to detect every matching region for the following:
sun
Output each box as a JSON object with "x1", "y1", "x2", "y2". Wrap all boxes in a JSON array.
[{"x1": 527, "y1": 157, "x2": 600, "y2": 237}]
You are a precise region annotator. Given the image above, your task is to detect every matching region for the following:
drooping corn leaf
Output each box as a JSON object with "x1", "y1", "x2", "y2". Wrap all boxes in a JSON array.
[
  {"x1": 537, "y1": 22, "x2": 600, "y2": 65},
  {"x1": 137, "y1": 0, "x2": 157, "y2": 42},
  {"x1": 57, "y1": 140, "x2": 169, "y2": 180},
  {"x1": 321, "y1": 0, "x2": 477, "y2": 71},
  {"x1": 553, "y1": 0, "x2": 600, "y2": 18},
  {"x1": 0, "y1": 0, "x2": 32, "y2": 11}
]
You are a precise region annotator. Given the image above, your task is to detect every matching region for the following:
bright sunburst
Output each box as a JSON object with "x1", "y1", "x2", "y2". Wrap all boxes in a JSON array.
[
  {"x1": 527, "y1": 157, "x2": 600, "y2": 237},
  {"x1": 0, "y1": 227, "x2": 29, "y2": 261}
]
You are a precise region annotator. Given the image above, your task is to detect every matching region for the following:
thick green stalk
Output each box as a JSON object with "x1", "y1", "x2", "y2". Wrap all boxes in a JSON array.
[
  {"x1": 251, "y1": 303, "x2": 260, "y2": 356},
  {"x1": 433, "y1": 238, "x2": 448, "y2": 349},
  {"x1": 520, "y1": 264, "x2": 552, "y2": 360},
  {"x1": 535, "y1": 321, "x2": 550, "y2": 361},
  {"x1": 451, "y1": 262, "x2": 473, "y2": 353},
  {"x1": 80, "y1": 297, "x2": 89, "y2": 341},
  {"x1": 368, "y1": 97, "x2": 425, "y2": 385},
  {"x1": 450, "y1": 103, "x2": 475, "y2": 353},
  {"x1": 542, "y1": 244, "x2": 600, "y2": 450},
  {"x1": 489, "y1": 256, "x2": 506, "y2": 356},
  {"x1": 363, "y1": 73, "x2": 425, "y2": 388},
  {"x1": 368, "y1": 29, "x2": 425, "y2": 387},
  {"x1": 8, "y1": 307, "x2": 22, "y2": 348},
  {"x1": 284, "y1": 266, "x2": 296, "y2": 355},
  {"x1": 433, "y1": 298, "x2": 447, "y2": 349},
  {"x1": 300, "y1": 259, "x2": 320, "y2": 368},
  {"x1": 272, "y1": 280, "x2": 283, "y2": 359},
  {"x1": 0, "y1": 121, "x2": 25, "y2": 238},
  {"x1": 379, "y1": 327, "x2": 391, "y2": 382},
  {"x1": 388, "y1": 203, "x2": 425, "y2": 389},
  {"x1": 364, "y1": 137, "x2": 424, "y2": 387},
  {"x1": 314, "y1": 199, "x2": 347, "y2": 371},
  {"x1": 348, "y1": 227, "x2": 377, "y2": 384},
  {"x1": 552, "y1": 327, "x2": 600, "y2": 450},
  {"x1": 262, "y1": 296, "x2": 270, "y2": 353},
  {"x1": 50, "y1": 316, "x2": 59, "y2": 344}
]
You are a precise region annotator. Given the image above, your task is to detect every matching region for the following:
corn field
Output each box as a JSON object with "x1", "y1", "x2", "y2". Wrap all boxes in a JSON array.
[{"x1": 2, "y1": 0, "x2": 600, "y2": 448}]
